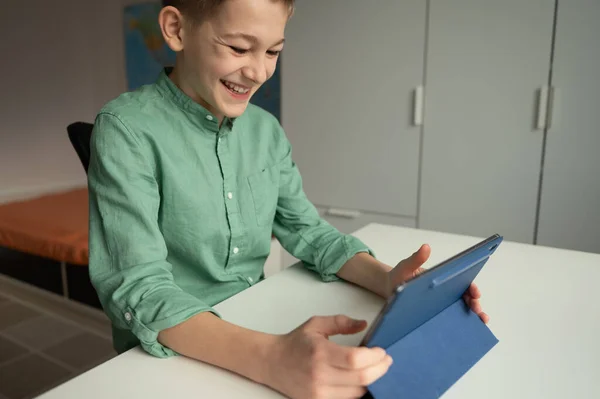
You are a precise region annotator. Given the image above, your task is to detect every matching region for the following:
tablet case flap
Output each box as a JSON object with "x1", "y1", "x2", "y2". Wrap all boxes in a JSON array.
[{"x1": 367, "y1": 299, "x2": 499, "y2": 399}]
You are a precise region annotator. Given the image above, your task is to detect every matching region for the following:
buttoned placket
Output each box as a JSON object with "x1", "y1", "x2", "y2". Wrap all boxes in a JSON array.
[{"x1": 212, "y1": 117, "x2": 247, "y2": 271}]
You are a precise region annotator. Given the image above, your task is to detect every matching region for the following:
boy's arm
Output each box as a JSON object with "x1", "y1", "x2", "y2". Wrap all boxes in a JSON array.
[
  {"x1": 336, "y1": 252, "x2": 393, "y2": 298},
  {"x1": 89, "y1": 113, "x2": 213, "y2": 357},
  {"x1": 158, "y1": 312, "x2": 275, "y2": 384},
  {"x1": 158, "y1": 311, "x2": 392, "y2": 398},
  {"x1": 271, "y1": 132, "x2": 375, "y2": 283},
  {"x1": 270, "y1": 124, "x2": 423, "y2": 300}
]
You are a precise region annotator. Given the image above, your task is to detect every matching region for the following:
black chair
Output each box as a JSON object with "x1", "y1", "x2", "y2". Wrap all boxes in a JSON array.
[
  {"x1": 67, "y1": 122, "x2": 94, "y2": 173},
  {"x1": 66, "y1": 121, "x2": 102, "y2": 308}
]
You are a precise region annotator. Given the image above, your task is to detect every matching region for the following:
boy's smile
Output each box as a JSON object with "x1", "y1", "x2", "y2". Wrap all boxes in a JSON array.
[
  {"x1": 220, "y1": 79, "x2": 251, "y2": 100},
  {"x1": 160, "y1": 0, "x2": 290, "y2": 123}
]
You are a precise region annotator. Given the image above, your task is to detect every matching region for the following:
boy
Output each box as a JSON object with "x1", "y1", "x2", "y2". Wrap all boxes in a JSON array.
[{"x1": 88, "y1": 0, "x2": 488, "y2": 398}]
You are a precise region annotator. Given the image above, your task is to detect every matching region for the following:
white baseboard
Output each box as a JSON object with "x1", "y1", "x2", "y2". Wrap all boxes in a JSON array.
[{"x1": 0, "y1": 179, "x2": 87, "y2": 205}]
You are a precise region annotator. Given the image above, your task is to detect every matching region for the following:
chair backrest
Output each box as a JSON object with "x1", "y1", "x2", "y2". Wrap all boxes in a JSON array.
[{"x1": 67, "y1": 122, "x2": 94, "y2": 173}]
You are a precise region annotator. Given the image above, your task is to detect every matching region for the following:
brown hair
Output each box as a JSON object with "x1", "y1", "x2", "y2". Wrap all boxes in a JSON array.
[{"x1": 162, "y1": 0, "x2": 295, "y2": 23}]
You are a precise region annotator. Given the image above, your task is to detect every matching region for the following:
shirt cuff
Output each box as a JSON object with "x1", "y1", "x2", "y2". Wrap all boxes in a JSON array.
[{"x1": 318, "y1": 234, "x2": 376, "y2": 282}]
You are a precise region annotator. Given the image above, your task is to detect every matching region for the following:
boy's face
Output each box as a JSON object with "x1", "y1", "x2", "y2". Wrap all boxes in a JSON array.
[{"x1": 175, "y1": 0, "x2": 288, "y2": 120}]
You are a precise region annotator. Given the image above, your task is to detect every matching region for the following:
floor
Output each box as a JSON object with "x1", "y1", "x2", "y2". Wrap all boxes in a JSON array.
[{"x1": 0, "y1": 275, "x2": 116, "y2": 399}]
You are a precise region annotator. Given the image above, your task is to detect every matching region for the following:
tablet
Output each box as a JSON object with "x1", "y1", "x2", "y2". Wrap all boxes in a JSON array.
[{"x1": 360, "y1": 234, "x2": 503, "y2": 349}]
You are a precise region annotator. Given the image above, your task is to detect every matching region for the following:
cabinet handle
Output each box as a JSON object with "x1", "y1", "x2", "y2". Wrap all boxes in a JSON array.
[
  {"x1": 536, "y1": 86, "x2": 549, "y2": 130},
  {"x1": 326, "y1": 208, "x2": 362, "y2": 219},
  {"x1": 547, "y1": 86, "x2": 556, "y2": 130},
  {"x1": 413, "y1": 86, "x2": 424, "y2": 126}
]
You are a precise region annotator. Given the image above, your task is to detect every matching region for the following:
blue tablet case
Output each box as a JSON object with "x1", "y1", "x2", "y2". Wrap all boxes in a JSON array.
[{"x1": 363, "y1": 235, "x2": 503, "y2": 399}]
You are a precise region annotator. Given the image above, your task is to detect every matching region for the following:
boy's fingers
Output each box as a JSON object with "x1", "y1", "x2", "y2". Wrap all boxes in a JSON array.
[
  {"x1": 411, "y1": 244, "x2": 430, "y2": 264},
  {"x1": 337, "y1": 356, "x2": 392, "y2": 387},
  {"x1": 306, "y1": 315, "x2": 366, "y2": 337},
  {"x1": 469, "y1": 283, "x2": 482, "y2": 299},
  {"x1": 398, "y1": 244, "x2": 431, "y2": 280},
  {"x1": 328, "y1": 354, "x2": 393, "y2": 386},
  {"x1": 470, "y1": 298, "x2": 483, "y2": 315},
  {"x1": 480, "y1": 312, "x2": 490, "y2": 324},
  {"x1": 463, "y1": 293, "x2": 471, "y2": 306},
  {"x1": 327, "y1": 343, "x2": 387, "y2": 370}
]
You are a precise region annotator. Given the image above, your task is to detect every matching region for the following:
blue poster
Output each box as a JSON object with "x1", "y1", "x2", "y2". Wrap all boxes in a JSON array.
[
  {"x1": 124, "y1": 3, "x2": 176, "y2": 91},
  {"x1": 123, "y1": 2, "x2": 281, "y2": 121}
]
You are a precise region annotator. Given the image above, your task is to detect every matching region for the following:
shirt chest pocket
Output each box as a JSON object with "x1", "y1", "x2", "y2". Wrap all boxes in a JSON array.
[{"x1": 247, "y1": 164, "x2": 280, "y2": 227}]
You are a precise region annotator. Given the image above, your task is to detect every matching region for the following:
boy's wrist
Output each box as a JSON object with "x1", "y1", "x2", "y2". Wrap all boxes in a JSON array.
[
  {"x1": 249, "y1": 332, "x2": 281, "y2": 386},
  {"x1": 337, "y1": 252, "x2": 393, "y2": 299}
]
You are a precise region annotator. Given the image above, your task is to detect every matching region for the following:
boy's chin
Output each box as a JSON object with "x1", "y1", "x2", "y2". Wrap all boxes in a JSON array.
[{"x1": 222, "y1": 103, "x2": 249, "y2": 119}]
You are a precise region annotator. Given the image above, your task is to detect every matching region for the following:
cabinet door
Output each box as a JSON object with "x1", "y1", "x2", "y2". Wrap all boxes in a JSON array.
[
  {"x1": 281, "y1": 0, "x2": 426, "y2": 217},
  {"x1": 536, "y1": 2, "x2": 600, "y2": 254},
  {"x1": 316, "y1": 207, "x2": 416, "y2": 235},
  {"x1": 419, "y1": 0, "x2": 556, "y2": 243}
]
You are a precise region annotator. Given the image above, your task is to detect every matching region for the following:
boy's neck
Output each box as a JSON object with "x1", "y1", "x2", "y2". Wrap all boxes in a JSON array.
[{"x1": 167, "y1": 66, "x2": 225, "y2": 125}]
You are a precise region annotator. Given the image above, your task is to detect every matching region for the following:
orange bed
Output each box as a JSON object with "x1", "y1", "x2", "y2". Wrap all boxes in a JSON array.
[
  {"x1": 0, "y1": 188, "x2": 88, "y2": 266},
  {"x1": 0, "y1": 188, "x2": 89, "y2": 299}
]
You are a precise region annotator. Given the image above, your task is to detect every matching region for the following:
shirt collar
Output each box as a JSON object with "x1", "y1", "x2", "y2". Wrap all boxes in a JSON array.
[{"x1": 155, "y1": 67, "x2": 235, "y2": 131}]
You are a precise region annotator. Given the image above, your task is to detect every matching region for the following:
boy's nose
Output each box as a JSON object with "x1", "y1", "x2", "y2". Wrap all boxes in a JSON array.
[{"x1": 242, "y1": 57, "x2": 269, "y2": 85}]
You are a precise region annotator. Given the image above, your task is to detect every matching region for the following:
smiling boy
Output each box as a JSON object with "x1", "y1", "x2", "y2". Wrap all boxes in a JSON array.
[{"x1": 87, "y1": 1, "x2": 488, "y2": 398}]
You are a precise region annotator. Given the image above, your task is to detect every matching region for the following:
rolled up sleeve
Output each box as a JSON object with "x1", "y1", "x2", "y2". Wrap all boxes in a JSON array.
[
  {"x1": 88, "y1": 113, "x2": 216, "y2": 358},
  {"x1": 272, "y1": 131, "x2": 374, "y2": 282}
]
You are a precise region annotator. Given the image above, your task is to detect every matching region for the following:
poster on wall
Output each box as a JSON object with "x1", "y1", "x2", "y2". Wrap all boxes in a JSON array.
[{"x1": 123, "y1": 2, "x2": 282, "y2": 122}]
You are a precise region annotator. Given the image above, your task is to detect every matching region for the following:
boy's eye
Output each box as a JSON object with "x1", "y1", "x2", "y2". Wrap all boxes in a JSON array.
[
  {"x1": 267, "y1": 50, "x2": 282, "y2": 56},
  {"x1": 230, "y1": 46, "x2": 248, "y2": 54}
]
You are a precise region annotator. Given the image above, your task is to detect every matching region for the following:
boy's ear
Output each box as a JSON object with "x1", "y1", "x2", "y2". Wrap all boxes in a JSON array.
[{"x1": 159, "y1": 6, "x2": 186, "y2": 52}]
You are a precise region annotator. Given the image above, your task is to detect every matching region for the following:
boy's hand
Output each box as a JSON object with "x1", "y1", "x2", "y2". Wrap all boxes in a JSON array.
[
  {"x1": 388, "y1": 244, "x2": 490, "y2": 324},
  {"x1": 265, "y1": 315, "x2": 392, "y2": 399}
]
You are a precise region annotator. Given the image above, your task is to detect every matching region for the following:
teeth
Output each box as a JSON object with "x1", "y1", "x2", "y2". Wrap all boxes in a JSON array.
[{"x1": 223, "y1": 80, "x2": 249, "y2": 94}]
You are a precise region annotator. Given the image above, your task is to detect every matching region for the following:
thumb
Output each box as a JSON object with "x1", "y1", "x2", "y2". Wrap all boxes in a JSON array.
[
  {"x1": 396, "y1": 244, "x2": 430, "y2": 281},
  {"x1": 304, "y1": 315, "x2": 367, "y2": 338}
]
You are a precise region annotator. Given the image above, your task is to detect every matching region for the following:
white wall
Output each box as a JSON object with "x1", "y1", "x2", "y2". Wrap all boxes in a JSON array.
[{"x1": 0, "y1": 0, "x2": 148, "y2": 204}]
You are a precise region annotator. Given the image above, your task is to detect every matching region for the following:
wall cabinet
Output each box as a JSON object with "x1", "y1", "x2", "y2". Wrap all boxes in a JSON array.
[{"x1": 282, "y1": 1, "x2": 600, "y2": 254}]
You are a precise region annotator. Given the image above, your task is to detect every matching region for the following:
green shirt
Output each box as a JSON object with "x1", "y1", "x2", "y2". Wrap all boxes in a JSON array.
[{"x1": 88, "y1": 68, "x2": 372, "y2": 358}]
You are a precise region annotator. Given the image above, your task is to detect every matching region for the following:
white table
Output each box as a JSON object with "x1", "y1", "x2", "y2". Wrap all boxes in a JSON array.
[{"x1": 37, "y1": 224, "x2": 600, "y2": 399}]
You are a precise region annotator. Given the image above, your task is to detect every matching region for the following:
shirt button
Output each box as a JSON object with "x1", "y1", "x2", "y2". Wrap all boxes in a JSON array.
[
  {"x1": 218, "y1": 137, "x2": 222, "y2": 143},
  {"x1": 248, "y1": 277, "x2": 254, "y2": 283},
  {"x1": 124, "y1": 312, "x2": 132, "y2": 322},
  {"x1": 233, "y1": 247, "x2": 239, "y2": 254},
  {"x1": 206, "y1": 115, "x2": 214, "y2": 121},
  {"x1": 227, "y1": 192, "x2": 233, "y2": 200}
]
